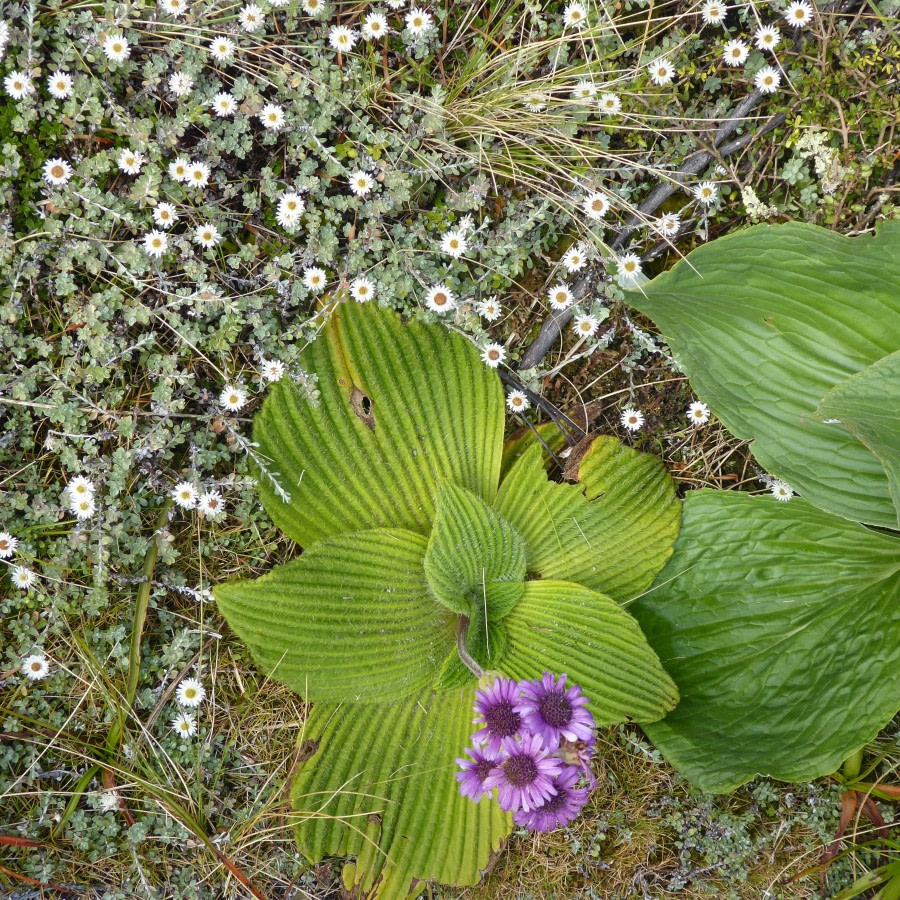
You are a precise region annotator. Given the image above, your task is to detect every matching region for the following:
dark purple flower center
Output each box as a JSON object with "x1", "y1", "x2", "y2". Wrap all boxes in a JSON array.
[
  {"x1": 473, "y1": 759, "x2": 494, "y2": 782},
  {"x1": 537, "y1": 789, "x2": 568, "y2": 813},
  {"x1": 503, "y1": 753, "x2": 538, "y2": 787},
  {"x1": 538, "y1": 691, "x2": 573, "y2": 728},
  {"x1": 484, "y1": 701, "x2": 521, "y2": 739}
]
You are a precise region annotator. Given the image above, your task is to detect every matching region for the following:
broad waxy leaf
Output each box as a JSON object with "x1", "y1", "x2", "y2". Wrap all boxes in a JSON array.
[
  {"x1": 624, "y1": 221, "x2": 900, "y2": 527},
  {"x1": 292, "y1": 684, "x2": 511, "y2": 897},
  {"x1": 816, "y1": 349, "x2": 900, "y2": 527},
  {"x1": 632, "y1": 491, "x2": 900, "y2": 793},
  {"x1": 215, "y1": 529, "x2": 455, "y2": 702},
  {"x1": 254, "y1": 302, "x2": 505, "y2": 547}
]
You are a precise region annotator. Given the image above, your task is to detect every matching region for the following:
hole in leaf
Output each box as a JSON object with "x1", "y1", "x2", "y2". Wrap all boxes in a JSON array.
[{"x1": 349, "y1": 387, "x2": 375, "y2": 431}]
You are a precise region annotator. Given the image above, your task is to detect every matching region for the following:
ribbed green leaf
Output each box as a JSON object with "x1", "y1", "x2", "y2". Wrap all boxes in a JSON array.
[
  {"x1": 215, "y1": 529, "x2": 455, "y2": 702},
  {"x1": 632, "y1": 491, "x2": 900, "y2": 792},
  {"x1": 624, "y1": 221, "x2": 900, "y2": 527},
  {"x1": 254, "y1": 303, "x2": 505, "y2": 547},
  {"x1": 816, "y1": 350, "x2": 900, "y2": 527},
  {"x1": 424, "y1": 482, "x2": 526, "y2": 617},
  {"x1": 494, "y1": 438, "x2": 679, "y2": 602},
  {"x1": 501, "y1": 580, "x2": 678, "y2": 724},
  {"x1": 293, "y1": 684, "x2": 511, "y2": 897}
]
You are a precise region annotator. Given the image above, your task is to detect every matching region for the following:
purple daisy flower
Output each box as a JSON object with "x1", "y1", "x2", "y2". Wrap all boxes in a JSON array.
[
  {"x1": 517, "y1": 672, "x2": 595, "y2": 750},
  {"x1": 483, "y1": 734, "x2": 562, "y2": 813},
  {"x1": 455, "y1": 745, "x2": 502, "y2": 803},
  {"x1": 513, "y1": 765, "x2": 589, "y2": 832},
  {"x1": 472, "y1": 677, "x2": 524, "y2": 754}
]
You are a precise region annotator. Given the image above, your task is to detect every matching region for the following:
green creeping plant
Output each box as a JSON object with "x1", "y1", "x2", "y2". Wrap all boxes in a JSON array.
[{"x1": 215, "y1": 301, "x2": 681, "y2": 898}]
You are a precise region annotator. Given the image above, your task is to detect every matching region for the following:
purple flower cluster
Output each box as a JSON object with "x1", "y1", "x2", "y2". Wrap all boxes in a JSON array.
[{"x1": 456, "y1": 673, "x2": 597, "y2": 832}]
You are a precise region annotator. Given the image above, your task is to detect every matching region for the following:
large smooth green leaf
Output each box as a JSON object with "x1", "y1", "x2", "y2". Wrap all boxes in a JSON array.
[
  {"x1": 632, "y1": 491, "x2": 900, "y2": 792},
  {"x1": 624, "y1": 221, "x2": 900, "y2": 527},
  {"x1": 494, "y1": 437, "x2": 680, "y2": 603},
  {"x1": 501, "y1": 580, "x2": 678, "y2": 724},
  {"x1": 214, "y1": 529, "x2": 455, "y2": 702},
  {"x1": 816, "y1": 349, "x2": 900, "y2": 528},
  {"x1": 254, "y1": 303, "x2": 505, "y2": 547},
  {"x1": 293, "y1": 684, "x2": 511, "y2": 898}
]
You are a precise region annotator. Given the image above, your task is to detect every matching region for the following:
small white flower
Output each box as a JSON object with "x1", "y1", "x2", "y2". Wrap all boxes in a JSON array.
[
  {"x1": 425, "y1": 284, "x2": 456, "y2": 313},
  {"x1": 573, "y1": 314, "x2": 600, "y2": 336},
  {"x1": 441, "y1": 229, "x2": 468, "y2": 258},
  {"x1": 770, "y1": 479, "x2": 794, "y2": 501},
  {"x1": 171, "y1": 712, "x2": 197, "y2": 737},
  {"x1": 97, "y1": 789, "x2": 121, "y2": 812},
  {"x1": 259, "y1": 103, "x2": 285, "y2": 130},
  {"x1": 329, "y1": 25, "x2": 358, "y2": 52},
  {"x1": 583, "y1": 191, "x2": 611, "y2": 220},
  {"x1": 562, "y1": 244, "x2": 587, "y2": 273},
  {"x1": 143, "y1": 230, "x2": 169, "y2": 258},
  {"x1": 571, "y1": 80, "x2": 597, "y2": 101},
  {"x1": 276, "y1": 192, "x2": 306, "y2": 229},
  {"x1": 547, "y1": 283, "x2": 573, "y2": 311},
  {"x1": 648, "y1": 57, "x2": 675, "y2": 86},
  {"x1": 172, "y1": 481, "x2": 199, "y2": 509},
  {"x1": 620, "y1": 407, "x2": 645, "y2": 431},
  {"x1": 117, "y1": 149, "x2": 144, "y2": 176},
  {"x1": 687, "y1": 400, "x2": 710, "y2": 425},
  {"x1": 12, "y1": 567, "x2": 37, "y2": 590},
  {"x1": 239, "y1": 3, "x2": 265, "y2": 31},
  {"x1": 303, "y1": 266, "x2": 327, "y2": 292},
  {"x1": 618, "y1": 252, "x2": 643, "y2": 280},
  {"x1": 754, "y1": 65, "x2": 782, "y2": 93},
  {"x1": 0, "y1": 532, "x2": 19, "y2": 558},
  {"x1": 71, "y1": 495, "x2": 97, "y2": 520},
  {"x1": 219, "y1": 385, "x2": 247, "y2": 411},
  {"x1": 754, "y1": 24, "x2": 782, "y2": 50},
  {"x1": 654, "y1": 213, "x2": 681, "y2": 238},
  {"x1": 405, "y1": 7, "x2": 433, "y2": 35},
  {"x1": 169, "y1": 157, "x2": 190, "y2": 182},
  {"x1": 478, "y1": 297, "x2": 501, "y2": 321},
  {"x1": 194, "y1": 223, "x2": 222, "y2": 249},
  {"x1": 47, "y1": 71, "x2": 74, "y2": 99},
  {"x1": 694, "y1": 181, "x2": 719, "y2": 204},
  {"x1": 211, "y1": 91, "x2": 238, "y2": 117},
  {"x1": 67, "y1": 475, "x2": 95, "y2": 498},
  {"x1": 523, "y1": 93, "x2": 547, "y2": 113},
  {"x1": 700, "y1": 0, "x2": 727, "y2": 25},
  {"x1": 102, "y1": 34, "x2": 131, "y2": 63},
  {"x1": 198, "y1": 491, "x2": 225, "y2": 519},
  {"x1": 597, "y1": 92, "x2": 622, "y2": 115},
  {"x1": 168, "y1": 72, "x2": 194, "y2": 97},
  {"x1": 208, "y1": 37, "x2": 236, "y2": 62},
  {"x1": 784, "y1": 0, "x2": 813, "y2": 26},
  {"x1": 481, "y1": 343, "x2": 506, "y2": 368},
  {"x1": 506, "y1": 389, "x2": 530, "y2": 412},
  {"x1": 186, "y1": 161, "x2": 211, "y2": 188},
  {"x1": 159, "y1": 0, "x2": 188, "y2": 16},
  {"x1": 722, "y1": 39, "x2": 749, "y2": 66},
  {"x1": 350, "y1": 276, "x2": 376, "y2": 303},
  {"x1": 176, "y1": 677, "x2": 206, "y2": 707},
  {"x1": 349, "y1": 171, "x2": 375, "y2": 197},
  {"x1": 22, "y1": 655, "x2": 50, "y2": 681},
  {"x1": 153, "y1": 202, "x2": 179, "y2": 228},
  {"x1": 362, "y1": 12, "x2": 389, "y2": 39},
  {"x1": 563, "y1": 1, "x2": 588, "y2": 28},
  {"x1": 301, "y1": 0, "x2": 323, "y2": 13},
  {"x1": 43, "y1": 158, "x2": 73, "y2": 186},
  {"x1": 4, "y1": 71, "x2": 34, "y2": 100},
  {"x1": 260, "y1": 359, "x2": 286, "y2": 383}
]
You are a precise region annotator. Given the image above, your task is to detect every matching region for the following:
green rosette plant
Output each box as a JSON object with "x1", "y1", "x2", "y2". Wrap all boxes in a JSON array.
[{"x1": 215, "y1": 301, "x2": 681, "y2": 897}]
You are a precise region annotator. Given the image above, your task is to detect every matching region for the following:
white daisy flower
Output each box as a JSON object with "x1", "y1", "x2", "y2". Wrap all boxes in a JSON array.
[
  {"x1": 171, "y1": 712, "x2": 197, "y2": 737},
  {"x1": 259, "y1": 103, "x2": 286, "y2": 130},
  {"x1": 405, "y1": 7, "x2": 433, "y2": 35},
  {"x1": 211, "y1": 91, "x2": 238, "y2": 117},
  {"x1": 47, "y1": 71, "x2": 74, "y2": 100},
  {"x1": 506, "y1": 389, "x2": 530, "y2": 412},
  {"x1": 186, "y1": 161, "x2": 211, "y2": 188},
  {"x1": 784, "y1": 0, "x2": 813, "y2": 26},
  {"x1": 176, "y1": 677, "x2": 206, "y2": 707},
  {"x1": 260, "y1": 359, "x2": 286, "y2": 383},
  {"x1": 441, "y1": 229, "x2": 468, "y2": 258},
  {"x1": 22, "y1": 654, "x2": 50, "y2": 681},
  {"x1": 620, "y1": 407, "x2": 645, "y2": 431},
  {"x1": 687, "y1": 400, "x2": 710, "y2": 425},
  {"x1": 648, "y1": 57, "x2": 675, "y2": 86},
  {"x1": 523, "y1": 93, "x2": 547, "y2": 113},
  {"x1": 653, "y1": 212, "x2": 681, "y2": 238},
  {"x1": 723, "y1": 39, "x2": 749, "y2": 65},
  {"x1": 0, "y1": 532, "x2": 19, "y2": 558},
  {"x1": 547, "y1": 283, "x2": 573, "y2": 311},
  {"x1": 583, "y1": 191, "x2": 611, "y2": 220},
  {"x1": 97, "y1": 789, "x2": 121, "y2": 812},
  {"x1": 770, "y1": 479, "x2": 794, "y2": 501},
  {"x1": 117, "y1": 149, "x2": 144, "y2": 175},
  {"x1": 198, "y1": 491, "x2": 225, "y2": 519},
  {"x1": 386, "y1": 0, "x2": 404, "y2": 7},
  {"x1": 700, "y1": 0, "x2": 727, "y2": 25},
  {"x1": 618, "y1": 252, "x2": 643, "y2": 280},
  {"x1": 329, "y1": 25, "x2": 358, "y2": 52},
  {"x1": 481, "y1": 343, "x2": 506, "y2": 368},
  {"x1": 4, "y1": 71, "x2": 34, "y2": 100},
  {"x1": 562, "y1": 244, "x2": 587, "y2": 273},
  {"x1": 349, "y1": 171, "x2": 374, "y2": 197},
  {"x1": 754, "y1": 24, "x2": 781, "y2": 50},
  {"x1": 71, "y1": 495, "x2": 97, "y2": 520},
  {"x1": 425, "y1": 284, "x2": 456, "y2": 313},
  {"x1": 219, "y1": 385, "x2": 247, "y2": 411},
  {"x1": 694, "y1": 181, "x2": 718, "y2": 204},
  {"x1": 478, "y1": 297, "x2": 501, "y2": 321},
  {"x1": 12, "y1": 566, "x2": 37, "y2": 589},
  {"x1": 754, "y1": 65, "x2": 782, "y2": 93},
  {"x1": 276, "y1": 192, "x2": 306, "y2": 228},
  {"x1": 143, "y1": 230, "x2": 169, "y2": 258},
  {"x1": 169, "y1": 157, "x2": 190, "y2": 182},
  {"x1": 0, "y1": 21, "x2": 9, "y2": 51},
  {"x1": 153, "y1": 202, "x2": 179, "y2": 228},
  {"x1": 194, "y1": 223, "x2": 222, "y2": 249},
  {"x1": 597, "y1": 92, "x2": 622, "y2": 115},
  {"x1": 573, "y1": 314, "x2": 600, "y2": 336},
  {"x1": 67, "y1": 476, "x2": 95, "y2": 498},
  {"x1": 571, "y1": 80, "x2": 597, "y2": 101},
  {"x1": 159, "y1": 0, "x2": 189, "y2": 16},
  {"x1": 238, "y1": 3, "x2": 265, "y2": 31},
  {"x1": 102, "y1": 34, "x2": 131, "y2": 63},
  {"x1": 303, "y1": 266, "x2": 327, "y2": 292},
  {"x1": 208, "y1": 37, "x2": 236, "y2": 62},
  {"x1": 168, "y1": 72, "x2": 194, "y2": 97},
  {"x1": 362, "y1": 12, "x2": 389, "y2": 39},
  {"x1": 43, "y1": 158, "x2": 73, "y2": 186},
  {"x1": 172, "y1": 481, "x2": 199, "y2": 509},
  {"x1": 301, "y1": 0, "x2": 324, "y2": 13},
  {"x1": 350, "y1": 276, "x2": 376, "y2": 302},
  {"x1": 563, "y1": 1, "x2": 588, "y2": 28}
]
